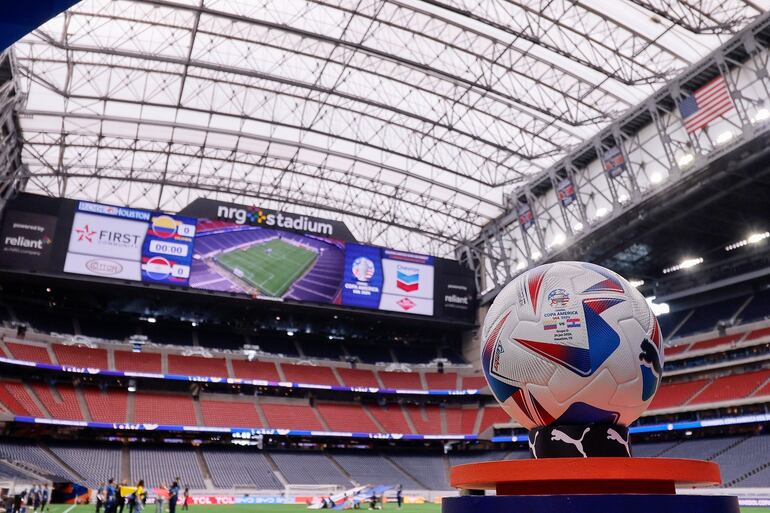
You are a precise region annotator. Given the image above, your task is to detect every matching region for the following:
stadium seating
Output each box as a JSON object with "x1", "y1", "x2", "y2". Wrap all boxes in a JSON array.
[
  {"x1": 712, "y1": 435, "x2": 770, "y2": 485},
  {"x1": 689, "y1": 370, "x2": 770, "y2": 404},
  {"x1": 133, "y1": 392, "x2": 197, "y2": 425},
  {"x1": 130, "y1": 446, "x2": 205, "y2": 488},
  {"x1": 114, "y1": 350, "x2": 162, "y2": 373},
  {"x1": 405, "y1": 405, "x2": 442, "y2": 435},
  {"x1": 316, "y1": 403, "x2": 379, "y2": 432},
  {"x1": 200, "y1": 399, "x2": 263, "y2": 428},
  {"x1": 48, "y1": 444, "x2": 122, "y2": 488},
  {"x1": 30, "y1": 383, "x2": 84, "y2": 420},
  {"x1": 5, "y1": 341, "x2": 52, "y2": 363},
  {"x1": 270, "y1": 452, "x2": 351, "y2": 487},
  {"x1": 167, "y1": 354, "x2": 228, "y2": 377},
  {"x1": 0, "y1": 381, "x2": 44, "y2": 416},
  {"x1": 387, "y1": 454, "x2": 449, "y2": 489},
  {"x1": 461, "y1": 375, "x2": 488, "y2": 390},
  {"x1": 366, "y1": 404, "x2": 412, "y2": 434},
  {"x1": 261, "y1": 403, "x2": 323, "y2": 430},
  {"x1": 331, "y1": 453, "x2": 422, "y2": 488},
  {"x1": 378, "y1": 371, "x2": 422, "y2": 389},
  {"x1": 0, "y1": 442, "x2": 77, "y2": 481},
  {"x1": 336, "y1": 368, "x2": 379, "y2": 388},
  {"x1": 83, "y1": 387, "x2": 128, "y2": 423},
  {"x1": 687, "y1": 334, "x2": 743, "y2": 353},
  {"x1": 424, "y1": 372, "x2": 457, "y2": 390},
  {"x1": 52, "y1": 343, "x2": 108, "y2": 368},
  {"x1": 280, "y1": 364, "x2": 340, "y2": 386},
  {"x1": 231, "y1": 359, "x2": 280, "y2": 381},
  {"x1": 478, "y1": 406, "x2": 510, "y2": 432},
  {"x1": 649, "y1": 379, "x2": 709, "y2": 410},
  {"x1": 203, "y1": 448, "x2": 282, "y2": 489}
]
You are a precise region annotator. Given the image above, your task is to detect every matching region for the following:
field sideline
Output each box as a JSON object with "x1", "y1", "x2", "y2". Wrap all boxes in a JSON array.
[{"x1": 43, "y1": 502, "x2": 769, "y2": 513}]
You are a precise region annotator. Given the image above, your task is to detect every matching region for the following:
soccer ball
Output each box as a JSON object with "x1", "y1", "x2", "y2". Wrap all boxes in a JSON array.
[{"x1": 480, "y1": 261, "x2": 663, "y2": 429}]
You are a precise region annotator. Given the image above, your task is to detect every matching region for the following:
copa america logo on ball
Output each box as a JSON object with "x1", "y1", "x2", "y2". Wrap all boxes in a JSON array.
[{"x1": 351, "y1": 257, "x2": 375, "y2": 282}]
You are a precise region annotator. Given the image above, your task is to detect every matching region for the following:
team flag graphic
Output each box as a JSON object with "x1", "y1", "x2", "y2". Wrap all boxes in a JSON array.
[{"x1": 678, "y1": 75, "x2": 734, "y2": 134}]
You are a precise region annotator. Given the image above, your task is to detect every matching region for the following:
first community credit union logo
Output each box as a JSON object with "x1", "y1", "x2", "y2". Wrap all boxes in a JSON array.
[{"x1": 76, "y1": 224, "x2": 96, "y2": 242}]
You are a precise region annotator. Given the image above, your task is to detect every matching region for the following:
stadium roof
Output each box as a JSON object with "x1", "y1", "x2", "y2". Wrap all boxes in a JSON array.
[{"x1": 10, "y1": 0, "x2": 769, "y2": 256}]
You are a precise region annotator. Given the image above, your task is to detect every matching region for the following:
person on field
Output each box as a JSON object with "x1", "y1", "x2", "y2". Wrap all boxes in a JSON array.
[
  {"x1": 95, "y1": 483, "x2": 105, "y2": 513},
  {"x1": 41, "y1": 485, "x2": 49, "y2": 513},
  {"x1": 168, "y1": 481, "x2": 179, "y2": 513},
  {"x1": 155, "y1": 483, "x2": 167, "y2": 513},
  {"x1": 105, "y1": 479, "x2": 116, "y2": 513},
  {"x1": 396, "y1": 485, "x2": 402, "y2": 509},
  {"x1": 181, "y1": 488, "x2": 189, "y2": 511}
]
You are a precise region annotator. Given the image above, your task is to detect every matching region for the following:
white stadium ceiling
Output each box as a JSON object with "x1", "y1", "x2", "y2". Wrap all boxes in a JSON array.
[{"x1": 11, "y1": 0, "x2": 769, "y2": 256}]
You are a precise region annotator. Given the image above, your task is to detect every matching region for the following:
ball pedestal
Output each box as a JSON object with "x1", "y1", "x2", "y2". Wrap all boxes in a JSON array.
[{"x1": 444, "y1": 458, "x2": 739, "y2": 513}]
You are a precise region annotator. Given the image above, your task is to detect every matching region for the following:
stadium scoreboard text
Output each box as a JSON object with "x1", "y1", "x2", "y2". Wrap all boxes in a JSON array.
[{"x1": 0, "y1": 194, "x2": 475, "y2": 321}]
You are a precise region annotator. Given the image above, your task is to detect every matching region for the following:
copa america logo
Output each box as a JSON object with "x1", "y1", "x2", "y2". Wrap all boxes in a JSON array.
[{"x1": 352, "y1": 257, "x2": 375, "y2": 281}]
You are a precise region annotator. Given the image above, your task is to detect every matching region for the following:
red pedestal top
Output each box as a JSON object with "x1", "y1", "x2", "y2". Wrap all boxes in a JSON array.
[{"x1": 450, "y1": 458, "x2": 721, "y2": 495}]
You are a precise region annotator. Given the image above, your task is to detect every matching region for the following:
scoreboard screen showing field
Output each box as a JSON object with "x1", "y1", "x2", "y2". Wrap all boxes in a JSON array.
[
  {"x1": 0, "y1": 194, "x2": 475, "y2": 322},
  {"x1": 189, "y1": 220, "x2": 345, "y2": 304}
]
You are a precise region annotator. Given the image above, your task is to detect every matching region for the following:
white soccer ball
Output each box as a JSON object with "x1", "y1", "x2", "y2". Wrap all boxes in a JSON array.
[{"x1": 480, "y1": 261, "x2": 663, "y2": 429}]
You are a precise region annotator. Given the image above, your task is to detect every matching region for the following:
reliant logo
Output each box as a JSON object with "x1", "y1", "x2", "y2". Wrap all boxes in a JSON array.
[
  {"x1": 444, "y1": 294, "x2": 469, "y2": 305},
  {"x1": 217, "y1": 205, "x2": 333, "y2": 236},
  {"x1": 4, "y1": 235, "x2": 51, "y2": 250}
]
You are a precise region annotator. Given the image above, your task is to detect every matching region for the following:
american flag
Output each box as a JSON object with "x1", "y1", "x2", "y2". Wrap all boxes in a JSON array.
[{"x1": 679, "y1": 76, "x2": 734, "y2": 134}]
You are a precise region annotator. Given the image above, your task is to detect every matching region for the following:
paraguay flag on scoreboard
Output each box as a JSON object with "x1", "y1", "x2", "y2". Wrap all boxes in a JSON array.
[{"x1": 678, "y1": 75, "x2": 734, "y2": 134}]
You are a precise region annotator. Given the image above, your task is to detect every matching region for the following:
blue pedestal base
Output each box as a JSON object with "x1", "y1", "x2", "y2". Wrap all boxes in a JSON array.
[{"x1": 442, "y1": 494, "x2": 740, "y2": 513}]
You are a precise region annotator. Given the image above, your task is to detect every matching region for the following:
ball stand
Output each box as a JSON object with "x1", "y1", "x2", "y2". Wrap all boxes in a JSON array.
[{"x1": 443, "y1": 457, "x2": 739, "y2": 513}]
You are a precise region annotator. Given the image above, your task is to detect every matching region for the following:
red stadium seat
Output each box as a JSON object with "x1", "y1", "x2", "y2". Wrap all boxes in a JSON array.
[
  {"x1": 31, "y1": 383, "x2": 84, "y2": 420},
  {"x1": 746, "y1": 326, "x2": 770, "y2": 341},
  {"x1": 405, "y1": 405, "x2": 442, "y2": 435},
  {"x1": 336, "y1": 368, "x2": 379, "y2": 388},
  {"x1": 378, "y1": 371, "x2": 422, "y2": 390},
  {"x1": 444, "y1": 407, "x2": 464, "y2": 433},
  {"x1": 461, "y1": 375, "x2": 488, "y2": 390},
  {"x1": 424, "y1": 372, "x2": 458, "y2": 390},
  {"x1": 133, "y1": 392, "x2": 197, "y2": 425},
  {"x1": 281, "y1": 364, "x2": 340, "y2": 386},
  {"x1": 316, "y1": 403, "x2": 379, "y2": 432},
  {"x1": 83, "y1": 388, "x2": 128, "y2": 422},
  {"x1": 687, "y1": 334, "x2": 742, "y2": 352},
  {"x1": 689, "y1": 370, "x2": 770, "y2": 404},
  {"x1": 53, "y1": 343, "x2": 108, "y2": 368},
  {"x1": 460, "y1": 408, "x2": 479, "y2": 434},
  {"x1": 5, "y1": 341, "x2": 51, "y2": 363},
  {"x1": 200, "y1": 399, "x2": 263, "y2": 428},
  {"x1": 167, "y1": 354, "x2": 228, "y2": 378},
  {"x1": 261, "y1": 403, "x2": 323, "y2": 430},
  {"x1": 366, "y1": 404, "x2": 412, "y2": 434},
  {"x1": 664, "y1": 344, "x2": 691, "y2": 356},
  {"x1": 231, "y1": 360, "x2": 281, "y2": 381},
  {"x1": 649, "y1": 379, "x2": 709, "y2": 410},
  {"x1": 478, "y1": 407, "x2": 510, "y2": 433},
  {"x1": 114, "y1": 350, "x2": 162, "y2": 373},
  {"x1": 0, "y1": 381, "x2": 44, "y2": 416}
]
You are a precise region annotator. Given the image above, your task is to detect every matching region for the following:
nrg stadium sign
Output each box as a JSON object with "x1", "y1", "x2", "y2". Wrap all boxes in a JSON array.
[{"x1": 179, "y1": 198, "x2": 357, "y2": 242}]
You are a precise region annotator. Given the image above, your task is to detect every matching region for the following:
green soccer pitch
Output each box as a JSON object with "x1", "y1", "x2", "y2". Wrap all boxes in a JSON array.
[
  {"x1": 215, "y1": 238, "x2": 318, "y2": 297},
  {"x1": 43, "y1": 503, "x2": 770, "y2": 513}
]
